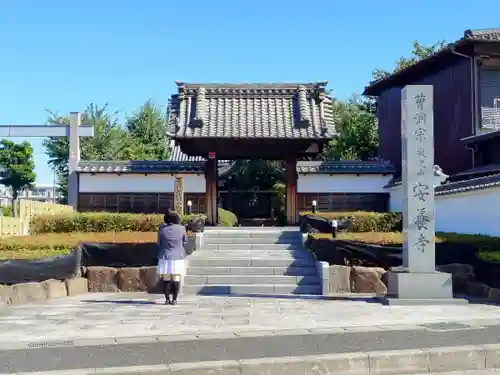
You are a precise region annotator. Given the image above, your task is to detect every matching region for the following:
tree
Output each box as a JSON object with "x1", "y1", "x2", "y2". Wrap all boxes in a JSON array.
[
  {"x1": 323, "y1": 40, "x2": 447, "y2": 162},
  {"x1": 0, "y1": 140, "x2": 36, "y2": 216},
  {"x1": 122, "y1": 100, "x2": 170, "y2": 160},
  {"x1": 43, "y1": 103, "x2": 128, "y2": 203},
  {"x1": 372, "y1": 40, "x2": 447, "y2": 81},
  {"x1": 43, "y1": 101, "x2": 172, "y2": 202},
  {"x1": 323, "y1": 96, "x2": 379, "y2": 161}
]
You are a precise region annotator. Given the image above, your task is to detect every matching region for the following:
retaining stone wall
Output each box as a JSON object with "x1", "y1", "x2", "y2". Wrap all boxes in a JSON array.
[
  {"x1": 0, "y1": 277, "x2": 88, "y2": 307},
  {"x1": 318, "y1": 261, "x2": 500, "y2": 301}
]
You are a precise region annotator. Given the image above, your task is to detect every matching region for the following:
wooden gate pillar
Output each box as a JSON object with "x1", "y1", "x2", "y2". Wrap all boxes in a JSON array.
[
  {"x1": 174, "y1": 176, "x2": 184, "y2": 215},
  {"x1": 205, "y1": 158, "x2": 218, "y2": 225},
  {"x1": 285, "y1": 158, "x2": 298, "y2": 225}
]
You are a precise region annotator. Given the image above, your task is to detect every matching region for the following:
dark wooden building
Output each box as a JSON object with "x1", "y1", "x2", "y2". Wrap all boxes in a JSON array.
[{"x1": 364, "y1": 28, "x2": 500, "y2": 177}]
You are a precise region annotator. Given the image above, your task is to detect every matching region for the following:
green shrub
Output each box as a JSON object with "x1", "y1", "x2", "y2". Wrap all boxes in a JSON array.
[
  {"x1": 218, "y1": 207, "x2": 238, "y2": 227},
  {"x1": 270, "y1": 183, "x2": 287, "y2": 226},
  {"x1": 299, "y1": 211, "x2": 402, "y2": 232},
  {"x1": 0, "y1": 205, "x2": 13, "y2": 217},
  {"x1": 30, "y1": 212, "x2": 206, "y2": 234}
]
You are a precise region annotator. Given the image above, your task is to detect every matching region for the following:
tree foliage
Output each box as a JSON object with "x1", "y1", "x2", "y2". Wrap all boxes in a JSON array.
[
  {"x1": 324, "y1": 40, "x2": 446, "y2": 162},
  {"x1": 225, "y1": 160, "x2": 285, "y2": 191},
  {"x1": 122, "y1": 100, "x2": 169, "y2": 160},
  {"x1": 0, "y1": 140, "x2": 36, "y2": 216},
  {"x1": 372, "y1": 40, "x2": 447, "y2": 81},
  {"x1": 323, "y1": 96, "x2": 378, "y2": 161},
  {"x1": 43, "y1": 101, "x2": 170, "y2": 202}
]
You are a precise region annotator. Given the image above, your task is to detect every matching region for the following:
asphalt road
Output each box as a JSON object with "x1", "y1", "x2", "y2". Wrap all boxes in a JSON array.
[{"x1": 1, "y1": 324, "x2": 500, "y2": 373}]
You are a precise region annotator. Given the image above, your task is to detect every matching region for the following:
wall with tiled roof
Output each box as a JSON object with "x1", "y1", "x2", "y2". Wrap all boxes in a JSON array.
[{"x1": 386, "y1": 172, "x2": 500, "y2": 236}]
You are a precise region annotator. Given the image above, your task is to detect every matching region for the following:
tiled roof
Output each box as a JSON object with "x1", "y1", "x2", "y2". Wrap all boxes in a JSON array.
[
  {"x1": 436, "y1": 173, "x2": 500, "y2": 196},
  {"x1": 464, "y1": 28, "x2": 500, "y2": 41},
  {"x1": 77, "y1": 159, "x2": 395, "y2": 175},
  {"x1": 168, "y1": 141, "x2": 205, "y2": 162},
  {"x1": 383, "y1": 175, "x2": 401, "y2": 188},
  {"x1": 76, "y1": 161, "x2": 204, "y2": 173},
  {"x1": 451, "y1": 164, "x2": 500, "y2": 179},
  {"x1": 364, "y1": 28, "x2": 500, "y2": 96},
  {"x1": 382, "y1": 167, "x2": 500, "y2": 196},
  {"x1": 461, "y1": 129, "x2": 500, "y2": 145},
  {"x1": 297, "y1": 160, "x2": 395, "y2": 174},
  {"x1": 167, "y1": 82, "x2": 335, "y2": 140},
  {"x1": 168, "y1": 140, "x2": 230, "y2": 164}
]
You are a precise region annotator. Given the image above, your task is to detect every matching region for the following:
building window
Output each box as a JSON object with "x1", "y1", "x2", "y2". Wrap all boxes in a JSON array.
[{"x1": 479, "y1": 61, "x2": 500, "y2": 130}]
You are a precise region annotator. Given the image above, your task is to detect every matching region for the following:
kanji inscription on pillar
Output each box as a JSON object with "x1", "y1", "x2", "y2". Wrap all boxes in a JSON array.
[
  {"x1": 174, "y1": 176, "x2": 184, "y2": 215},
  {"x1": 401, "y1": 85, "x2": 435, "y2": 273}
]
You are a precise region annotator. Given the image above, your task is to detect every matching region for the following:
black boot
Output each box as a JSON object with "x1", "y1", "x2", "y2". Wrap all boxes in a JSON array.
[
  {"x1": 171, "y1": 281, "x2": 180, "y2": 304},
  {"x1": 163, "y1": 280, "x2": 173, "y2": 304}
]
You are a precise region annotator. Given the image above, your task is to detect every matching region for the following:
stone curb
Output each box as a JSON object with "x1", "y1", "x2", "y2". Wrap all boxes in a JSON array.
[
  {"x1": 1, "y1": 318, "x2": 500, "y2": 351},
  {"x1": 4, "y1": 343, "x2": 500, "y2": 375},
  {"x1": 0, "y1": 327, "x2": 378, "y2": 351}
]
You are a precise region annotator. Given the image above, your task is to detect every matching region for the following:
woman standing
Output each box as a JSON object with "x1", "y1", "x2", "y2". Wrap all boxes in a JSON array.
[{"x1": 156, "y1": 210, "x2": 187, "y2": 305}]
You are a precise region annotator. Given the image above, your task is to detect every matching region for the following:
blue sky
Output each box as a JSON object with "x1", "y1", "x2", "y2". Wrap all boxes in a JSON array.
[{"x1": 0, "y1": 0, "x2": 498, "y2": 184}]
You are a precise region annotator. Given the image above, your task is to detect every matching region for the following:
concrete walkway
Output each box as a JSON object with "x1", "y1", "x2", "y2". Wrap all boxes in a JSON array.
[
  {"x1": 1, "y1": 292, "x2": 500, "y2": 347},
  {"x1": 2, "y1": 293, "x2": 500, "y2": 373}
]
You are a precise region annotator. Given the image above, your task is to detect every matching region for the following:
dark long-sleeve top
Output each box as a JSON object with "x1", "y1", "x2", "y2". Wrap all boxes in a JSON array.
[{"x1": 156, "y1": 223, "x2": 187, "y2": 261}]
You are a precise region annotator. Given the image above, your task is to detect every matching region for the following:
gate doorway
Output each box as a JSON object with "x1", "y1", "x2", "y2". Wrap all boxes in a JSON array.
[
  {"x1": 217, "y1": 160, "x2": 287, "y2": 226},
  {"x1": 218, "y1": 189, "x2": 282, "y2": 226}
]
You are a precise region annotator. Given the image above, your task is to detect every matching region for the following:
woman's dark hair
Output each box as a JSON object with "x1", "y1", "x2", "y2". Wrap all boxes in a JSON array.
[{"x1": 164, "y1": 210, "x2": 181, "y2": 225}]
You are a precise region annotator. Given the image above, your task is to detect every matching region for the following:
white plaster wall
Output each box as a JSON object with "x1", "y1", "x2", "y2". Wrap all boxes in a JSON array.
[
  {"x1": 79, "y1": 173, "x2": 206, "y2": 193},
  {"x1": 297, "y1": 174, "x2": 393, "y2": 193},
  {"x1": 435, "y1": 187, "x2": 500, "y2": 236},
  {"x1": 387, "y1": 185, "x2": 404, "y2": 212},
  {"x1": 387, "y1": 184, "x2": 500, "y2": 237}
]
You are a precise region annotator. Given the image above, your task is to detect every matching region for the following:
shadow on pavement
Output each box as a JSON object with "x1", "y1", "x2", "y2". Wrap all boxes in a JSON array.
[{"x1": 80, "y1": 299, "x2": 158, "y2": 305}]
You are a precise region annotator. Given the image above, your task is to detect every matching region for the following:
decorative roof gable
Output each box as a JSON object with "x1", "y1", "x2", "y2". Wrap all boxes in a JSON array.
[{"x1": 167, "y1": 82, "x2": 335, "y2": 140}]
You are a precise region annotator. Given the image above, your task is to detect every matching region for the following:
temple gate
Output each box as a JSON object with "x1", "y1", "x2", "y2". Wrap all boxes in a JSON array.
[{"x1": 167, "y1": 82, "x2": 335, "y2": 225}]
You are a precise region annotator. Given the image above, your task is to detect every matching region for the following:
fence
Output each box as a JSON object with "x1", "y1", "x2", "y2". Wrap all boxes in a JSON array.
[
  {"x1": 0, "y1": 216, "x2": 27, "y2": 237},
  {"x1": 0, "y1": 199, "x2": 74, "y2": 237}
]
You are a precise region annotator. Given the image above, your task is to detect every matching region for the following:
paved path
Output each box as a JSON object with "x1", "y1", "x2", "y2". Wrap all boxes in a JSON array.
[
  {"x1": 1, "y1": 292, "x2": 500, "y2": 347},
  {"x1": 2, "y1": 292, "x2": 500, "y2": 373}
]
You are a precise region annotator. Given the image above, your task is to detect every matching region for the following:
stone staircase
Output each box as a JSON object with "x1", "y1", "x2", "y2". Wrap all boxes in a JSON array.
[{"x1": 183, "y1": 228, "x2": 321, "y2": 295}]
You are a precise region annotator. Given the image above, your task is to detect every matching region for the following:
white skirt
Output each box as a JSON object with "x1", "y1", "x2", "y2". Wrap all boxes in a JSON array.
[{"x1": 157, "y1": 259, "x2": 186, "y2": 276}]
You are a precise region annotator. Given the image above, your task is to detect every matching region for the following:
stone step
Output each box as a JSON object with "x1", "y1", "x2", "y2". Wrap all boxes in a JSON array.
[
  {"x1": 190, "y1": 250, "x2": 312, "y2": 259},
  {"x1": 188, "y1": 258, "x2": 316, "y2": 268},
  {"x1": 202, "y1": 244, "x2": 303, "y2": 250},
  {"x1": 204, "y1": 230, "x2": 300, "y2": 239},
  {"x1": 184, "y1": 275, "x2": 320, "y2": 285},
  {"x1": 186, "y1": 266, "x2": 318, "y2": 276},
  {"x1": 182, "y1": 284, "x2": 321, "y2": 295},
  {"x1": 203, "y1": 237, "x2": 303, "y2": 245}
]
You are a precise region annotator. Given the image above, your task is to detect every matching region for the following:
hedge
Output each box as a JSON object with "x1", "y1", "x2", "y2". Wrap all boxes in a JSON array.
[
  {"x1": 299, "y1": 211, "x2": 402, "y2": 232},
  {"x1": 30, "y1": 212, "x2": 206, "y2": 234},
  {"x1": 218, "y1": 207, "x2": 238, "y2": 227},
  {"x1": 0, "y1": 232, "x2": 159, "y2": 260},
  {"x1": 310, "y1": 232, "x2": 500, "y2": 263},
  {"x1": 3, "y1": 230, "x2": 500, "y2": 262}
]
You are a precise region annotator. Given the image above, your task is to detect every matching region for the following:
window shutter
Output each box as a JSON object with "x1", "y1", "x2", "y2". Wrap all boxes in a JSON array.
[{"x1": 480, "y1": 68, "x2": 500, "y2": 129}]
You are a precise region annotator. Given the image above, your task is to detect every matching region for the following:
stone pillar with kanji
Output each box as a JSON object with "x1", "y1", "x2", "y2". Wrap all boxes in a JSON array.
[{"x1": 381, "y1": 85, "x2": 466, "y2": 305}]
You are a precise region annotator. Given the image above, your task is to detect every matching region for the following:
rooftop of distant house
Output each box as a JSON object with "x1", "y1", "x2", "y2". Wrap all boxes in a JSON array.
[{"x1": 364, "y1": 28, "x2": 500, "y2": 96}]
